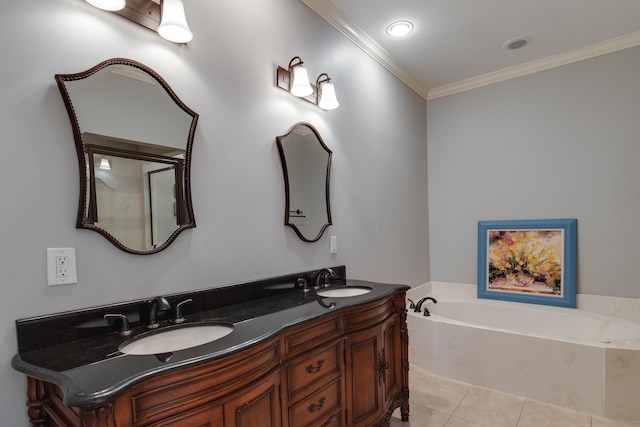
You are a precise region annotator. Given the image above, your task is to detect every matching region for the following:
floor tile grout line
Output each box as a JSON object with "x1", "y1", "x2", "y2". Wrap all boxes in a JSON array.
[
  {"x1": 514, "y1": 398, "x2": 527, "y2": 427},
  {"x1": 447, "y1": 386, "x2": 472, "y2": 426}
]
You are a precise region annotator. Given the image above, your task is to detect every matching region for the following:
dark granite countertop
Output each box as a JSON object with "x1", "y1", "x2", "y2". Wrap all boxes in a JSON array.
[{"x1": 12, "y1": 266, "x2": 409, "y2": 407}]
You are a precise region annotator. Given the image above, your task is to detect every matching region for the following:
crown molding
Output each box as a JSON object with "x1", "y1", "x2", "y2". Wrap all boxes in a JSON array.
[
  {"x1": 427, "y1": 30, "x2": 640, "y2": 100},
  {"x1": 300, "y1": 0, "x2": 430, "y2": 99},
  {"x1": 301, "y1": 0, "x2": 640, "y2": 101}
]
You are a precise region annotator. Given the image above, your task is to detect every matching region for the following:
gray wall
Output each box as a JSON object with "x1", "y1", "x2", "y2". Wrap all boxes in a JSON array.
[
  {"x1": 427, "y1": 46, "x2": 640, "y2": 298},
  {"x1": 0, "y1": 0, "x2": 428, "y2": 423}
]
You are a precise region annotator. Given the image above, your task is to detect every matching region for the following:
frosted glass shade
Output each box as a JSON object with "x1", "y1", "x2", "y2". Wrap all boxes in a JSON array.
[
  {"x1": 158, "y1": 0, "x2": 193, "y2": 43},
  {"x1": 86, "y1": 0, "x2": 125, "y2": 11},
  {"x1": 318, "y1": 82, "x2": 339, "y2": 110},
  {"x1": 99, "y1": 158, "x2": 111, "y2": 170},
  {"x1": 290, "y1": 65, "x2": 313, "y2": 97}
]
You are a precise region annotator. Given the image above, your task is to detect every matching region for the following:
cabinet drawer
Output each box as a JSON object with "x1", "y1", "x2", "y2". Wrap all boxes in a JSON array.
[
  {"x1": 289, "y1": 378, "x2": 342, "y2": 427},
  {"x1": 316, "y1": 412, "x2": 343, "y2": 427},
  {"x1": 343, "y1": 297, "x2": 394, "y2": 331},
  {"x1": 284, "y1": 314, "x2": 341, "y2": 356},
  {"x1": 129, "y1": 339, "x2": 279, "y2": 424},
  {"x1": 307, "y1": 411, "x2": 343, "y2": 427},
  {"x1": 286, "y1": 342, "x2": 342, "y2": 401},
  {"x1": 147, "y1": 404, "x2": 223, "y2": 427}
]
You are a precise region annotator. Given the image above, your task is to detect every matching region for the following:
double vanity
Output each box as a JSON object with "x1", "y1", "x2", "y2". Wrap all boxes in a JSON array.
[
  {"x1": 36, "y1": 58, "x2": 408, "y2": 427},
  {"x1": 12, "y1": 266, "x2": 410, "y2": 426}
]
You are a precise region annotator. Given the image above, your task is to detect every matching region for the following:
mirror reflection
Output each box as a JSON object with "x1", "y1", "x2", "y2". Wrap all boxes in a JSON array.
[
  {"x1": 55, "y1": 58, "x2": 198, "y2": 254},
  {"x1": 276, "y1": 123, "x2": 332, "y2": 242}
]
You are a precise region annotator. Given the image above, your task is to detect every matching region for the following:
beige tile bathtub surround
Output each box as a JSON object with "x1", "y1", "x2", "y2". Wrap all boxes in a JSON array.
[
  {"x1": 409, "y1": 282, "x2": 640, "y2": 319},
  {"x1": 577, "y1": 294, "x2": 640, "y2": 324},
  {"x1": 604, "y1": 348, "x2": 640, "y2": 421},
  {"x1": 406, "y1": 282, "x2": 640, "y2": 421}
]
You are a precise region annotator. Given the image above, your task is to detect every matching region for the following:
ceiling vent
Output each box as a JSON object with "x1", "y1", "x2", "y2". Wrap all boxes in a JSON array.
[{"x1": 503, "y1": 36, "x2": 533, "y2": 50}]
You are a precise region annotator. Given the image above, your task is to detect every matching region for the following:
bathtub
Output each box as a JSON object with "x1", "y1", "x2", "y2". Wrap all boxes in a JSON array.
[{"x1": 407, "y1": 283, "x2": 640, "y2": 422}]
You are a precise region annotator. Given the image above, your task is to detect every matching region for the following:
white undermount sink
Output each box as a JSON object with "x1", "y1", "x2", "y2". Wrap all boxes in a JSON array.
[
  {"x1": 316, "y1": 286, "x2": 372, "y2": 298},
  {"x1": 120, "y1": 324, "x2": 234, "y2": 355}
]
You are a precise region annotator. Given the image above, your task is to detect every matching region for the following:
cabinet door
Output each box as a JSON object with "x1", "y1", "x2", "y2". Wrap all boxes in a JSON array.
[
  {"x1": 223, "y1": 371, "x2": 281, "y2": 427},
  {"x1": 344, "y1": 327, "x2": 381, "y2": 426},
  {"x1": 381, "y1": 315, "x2": 403, "y2": 408}
]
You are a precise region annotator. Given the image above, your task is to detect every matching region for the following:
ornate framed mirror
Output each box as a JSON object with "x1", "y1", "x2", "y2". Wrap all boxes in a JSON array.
[
  {"x1": 276, "y1": 122, "x2": 332, "y2": 242},
  {"x1": 55, "y1": 58, "x2": 198, "y2": 254}
]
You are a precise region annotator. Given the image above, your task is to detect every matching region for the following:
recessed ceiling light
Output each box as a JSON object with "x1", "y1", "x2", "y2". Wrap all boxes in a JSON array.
[
  {"x1": 386, "y1": 21, "x2": 414, "y2": 38},
  {"x1": 503, "y1": 36, "x2": 533, "y2": 50}
]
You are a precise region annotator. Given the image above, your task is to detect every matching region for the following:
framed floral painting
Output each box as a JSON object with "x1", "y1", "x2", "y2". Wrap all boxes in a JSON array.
[{"x1": 477, "y1": 219, "x2": 577, "y2": 308}]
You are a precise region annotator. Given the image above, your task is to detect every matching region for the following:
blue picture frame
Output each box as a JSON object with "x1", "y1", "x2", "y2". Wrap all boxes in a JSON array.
[{"x1": 477, "y1": 219, "x2": 577, "y2": 308}]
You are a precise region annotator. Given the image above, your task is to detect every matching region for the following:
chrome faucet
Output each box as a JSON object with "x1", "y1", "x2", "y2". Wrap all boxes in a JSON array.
[
  {"x1": 147, "y1": 296, "x2": 171, "y2": 329},
  {"x1": 414, "y1": 297, "x2": 437, "y2": 316},
  {"x1": 315, "y1": 268, "x2": 337, "y2": 289}
]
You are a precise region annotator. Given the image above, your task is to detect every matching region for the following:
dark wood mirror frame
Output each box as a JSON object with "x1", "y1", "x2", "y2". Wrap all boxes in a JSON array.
[
  {"x1": 55, "y1": 58, "x2": 198, "y2": 254},
  {"x1": 276, "y1": 122, "x2": 332, "y2": 243}
]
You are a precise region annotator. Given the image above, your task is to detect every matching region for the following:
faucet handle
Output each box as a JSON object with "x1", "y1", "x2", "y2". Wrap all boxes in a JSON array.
[
  {"x1": 298, "y1": 277, "x2": 310, "y2": 293},
  {"x1": 174, "y1": 298, "x2": 193, "y2": 323},
  {"x1": 104, "y1": 313, "x2": 132, "y2": 336}
]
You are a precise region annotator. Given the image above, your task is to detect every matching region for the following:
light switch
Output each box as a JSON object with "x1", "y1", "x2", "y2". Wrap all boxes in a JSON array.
[{"x1": 330, "y1": 236, "x2": 338, "y2": 254}]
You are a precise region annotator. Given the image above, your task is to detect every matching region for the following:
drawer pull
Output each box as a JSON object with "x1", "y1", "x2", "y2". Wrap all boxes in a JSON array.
[
  {"x1": 305, "y1": 359, "x2": 324, "y2": 374},
  {"x1": 307, "y1": 396, "x2": 326, "y2": 413},
  {"x1": 323, "y1": 414, "x2": 338, "y2": 425}
]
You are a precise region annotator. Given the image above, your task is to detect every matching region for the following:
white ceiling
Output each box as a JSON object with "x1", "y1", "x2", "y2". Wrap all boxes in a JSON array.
[{"x1": 301, "y1": 0, "x2": 640, "y2": 100}]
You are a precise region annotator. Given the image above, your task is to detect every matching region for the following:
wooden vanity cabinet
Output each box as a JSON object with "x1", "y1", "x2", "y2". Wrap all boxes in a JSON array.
[
  {"x1": 24, "y1": 291, "x2": 408, "y2": 427},
  {"x1": 27, "y1": 338, "x2": 282, "y2": 427}
]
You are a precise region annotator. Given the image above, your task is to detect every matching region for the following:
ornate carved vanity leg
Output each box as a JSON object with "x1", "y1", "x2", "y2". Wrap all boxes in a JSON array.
[
  {"x1": 26, "y1": 376, "x2": 49, "y2": 426},
  {"x1": 378, "y1": 394, "x2": 408, "y2": 426},
  {"x1": 400, "y1": 307, "x2": 410, "y2": 421}
]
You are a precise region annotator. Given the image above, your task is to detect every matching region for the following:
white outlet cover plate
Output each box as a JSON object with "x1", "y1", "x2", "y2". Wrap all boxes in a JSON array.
[{"x1": 47, "y1": 248, "x2": 78, "y2": 286}]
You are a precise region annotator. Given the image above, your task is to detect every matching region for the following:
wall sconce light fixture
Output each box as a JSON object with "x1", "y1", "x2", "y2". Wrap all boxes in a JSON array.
[
  {"x1": 288, "y1": 57, "x2": 313, "y2": 97},
  {"x1": 316, "y1": 73, "x2": 340, "y2": 110},
  {"x1": 86, "y1": 0, "x2": 125, "y2": 11},
  {"x1": 84, "y1": 0, "x2": 193, "y2": 44},
  {"x1": 157, "y1": 0, "x2": 193, "y2": 43},
  {"x1": 276, "y1": 57, "x2": 340, "y2": 110},
  {"x1": 99, "y1": 158, "x2": 112, "y2": 170}
]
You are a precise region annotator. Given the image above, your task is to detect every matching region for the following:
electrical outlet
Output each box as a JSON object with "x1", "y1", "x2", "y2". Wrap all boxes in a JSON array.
[
  {"x1": 330, "y1": 236, "x2": 338, "y2": 254},
  {"x1": 47, "y1": 248, "x2": 77, "y2": 286}
]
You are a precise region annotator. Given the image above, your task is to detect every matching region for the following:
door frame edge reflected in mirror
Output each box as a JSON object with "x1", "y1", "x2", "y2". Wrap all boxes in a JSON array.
[
  {"x1": 276, "y1": 122, "x2": 332, "y2": 243},
  {"x1": 55, "y1": 58, "x2": 199, "y2": 255}
]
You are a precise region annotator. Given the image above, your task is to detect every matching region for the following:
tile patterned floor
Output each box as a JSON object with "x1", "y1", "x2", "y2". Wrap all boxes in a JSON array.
[{"x1": 391, "y1": 365, "x2": 640, "y2": 427}]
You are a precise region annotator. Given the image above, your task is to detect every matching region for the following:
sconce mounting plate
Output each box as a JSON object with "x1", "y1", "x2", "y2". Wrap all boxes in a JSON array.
[{"x1": 114, "y1": 0, "x2": 160, "y2": 31}]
